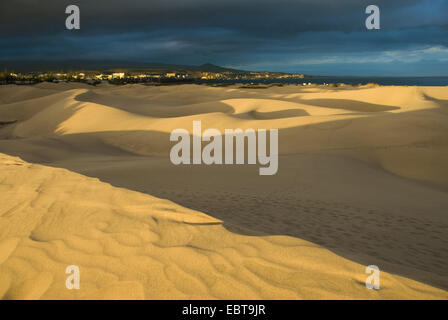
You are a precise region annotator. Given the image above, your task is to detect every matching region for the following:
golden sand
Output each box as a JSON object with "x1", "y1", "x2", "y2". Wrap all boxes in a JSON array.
[{"x1": 0, "y1": 83, "x2": 447, "y2": 299}]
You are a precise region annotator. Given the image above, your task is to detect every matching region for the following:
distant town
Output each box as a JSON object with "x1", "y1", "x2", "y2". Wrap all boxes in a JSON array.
[{"x1": 0, "y1": 63, "x2": 306, "y2": 85}]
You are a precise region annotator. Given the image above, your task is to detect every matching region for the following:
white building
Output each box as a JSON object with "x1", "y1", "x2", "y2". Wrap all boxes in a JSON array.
[{"x1": 112, "y1": 72, "x2": 125, "y2": 79}]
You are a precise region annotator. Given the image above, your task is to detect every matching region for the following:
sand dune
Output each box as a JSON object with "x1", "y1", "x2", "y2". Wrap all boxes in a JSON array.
[
  {"x1": 0, "y1": 153, "x2": 446, "y2": 299},
  {"x1": 0, "y1": 83, "x2": 447, "y2": 299}
]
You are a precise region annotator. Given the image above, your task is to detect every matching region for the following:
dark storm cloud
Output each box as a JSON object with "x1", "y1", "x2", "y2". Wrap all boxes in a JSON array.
[
  {"x1": 0, "y1": 0, "x2": 447, "y2": 75},
  {"x1": 1, "y1": 0, "x2": 445, "y2": 36}
]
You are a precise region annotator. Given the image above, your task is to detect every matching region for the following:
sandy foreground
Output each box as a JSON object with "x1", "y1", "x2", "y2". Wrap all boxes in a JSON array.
[{"x1": 0, "y1": 82, "x2": 447, "y2": 299}]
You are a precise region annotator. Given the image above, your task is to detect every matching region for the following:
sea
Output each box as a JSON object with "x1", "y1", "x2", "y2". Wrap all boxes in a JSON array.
[{"x1": 197, "y1": 76, "x2": 448, "y2": 87}]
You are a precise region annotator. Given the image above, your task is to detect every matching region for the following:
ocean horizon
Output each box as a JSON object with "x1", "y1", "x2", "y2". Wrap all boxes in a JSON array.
[{"x1": 199, "y1": 76, "x2": 448, "y2": 87}]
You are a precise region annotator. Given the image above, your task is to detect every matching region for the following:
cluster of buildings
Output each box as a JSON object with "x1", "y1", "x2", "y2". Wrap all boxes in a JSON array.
[
  {"x1": 0, "y1": 71, "x2": 193, "y2": 85},
  {"x1": 199, "y1": 71, "x2": 305, "y2": 80},
  {"x1": 91, "y1": 72, "x2": 190, "y2": 81},
  {"x1": 1, "y1": 70, "x2": 305, "y2": 85}
]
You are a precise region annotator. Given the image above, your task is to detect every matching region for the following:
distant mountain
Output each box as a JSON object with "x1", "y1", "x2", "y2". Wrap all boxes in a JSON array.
[
  {"x1": 195, "y1": 63, "x2": 240, "y2": 73},
  {"x1": 0, "y1": 60, "x2": 248, "y2": 74}
]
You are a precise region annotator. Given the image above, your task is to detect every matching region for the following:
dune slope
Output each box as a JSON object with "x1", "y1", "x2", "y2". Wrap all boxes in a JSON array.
[
  {"x1": 0, "y1": 153, "x2": 446, "y2": 300},
  {"x1": 0, "y1": 83, "x2": 447, "y2": 299}
]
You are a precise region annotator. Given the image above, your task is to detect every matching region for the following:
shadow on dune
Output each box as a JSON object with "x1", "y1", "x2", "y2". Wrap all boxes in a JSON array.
[
  {"x1": 1, "y1": 106, "x2": 448, "y2": 291},
  {"x1": 422, "y1": 94, "x2": 448, "y2": 115},
  {"x1": 231, "y1": 108, "x2": 310, "y2": 120},
  {"x1": 75, "y1": 90, "x2": 236, "y2": 118},
  {"x1": 294, "y1": 98, "x2": 400, "y2": 112}
]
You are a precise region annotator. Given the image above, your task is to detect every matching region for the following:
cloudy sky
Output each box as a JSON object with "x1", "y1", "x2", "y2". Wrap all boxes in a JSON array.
[{"x1": 0, "y1": 0, "x2": 447, "y2": 75}]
